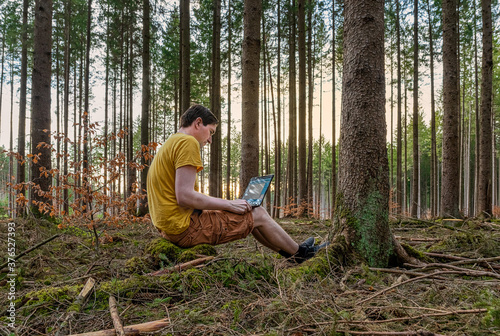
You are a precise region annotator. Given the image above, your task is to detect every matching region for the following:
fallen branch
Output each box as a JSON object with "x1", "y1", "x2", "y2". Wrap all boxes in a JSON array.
[
  {"x1": 0, "y1": 234, "x2": 61, "y2": 269},
  {"x1": 334, "y1": 330, "x2": 445, "y2": 336},
  {"x1": 68, "y1": 318, "x2": 170, "y2": 336},
  {"x1": 147, "y1": 256, "x2": 215, "y2": 276},
  {"x1": 108, "y1": 296, "x2": 125, "y2": 336},
  {"x1": 54, "y1": 277, "x2": 96, "y2": 336},
  {"x1": 357, "y1": 271, "x2": 467, "y2": 305},
  {"x1": 369, "y1": 267, "x2": 448, "y2": 280},
  {"x1": 338, "y1": 308, "x2": 488, "y2": 325},
  {"x1": 423, "y1": 252, "x2": 500, "y2": 270},
  {"x1": 405, "y1": 263, "x2": 500, "y2": 279}
]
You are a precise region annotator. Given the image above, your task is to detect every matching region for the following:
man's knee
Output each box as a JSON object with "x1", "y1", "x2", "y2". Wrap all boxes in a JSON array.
[{"x1": 251, "y1": 206, "x2": 269, "y2": 225}]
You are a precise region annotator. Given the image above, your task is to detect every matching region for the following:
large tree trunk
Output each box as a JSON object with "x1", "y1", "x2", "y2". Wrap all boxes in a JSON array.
[
  {"x1": 336, "y1": 0, "x2": 392, "y2": 267},
  {"x1": 441, "y1": 0, "x2": 460, "y2": 218},
  {"x1": 139, "y1": 0, "x2": 151, "y2": 216},
  {"x1": 210, "y1": 0, "x2": 222, "y2": 198},
  {"x1": 30, "y1": 0, "x2": 53, "y2": 213},
  {"x1": 476, "y1": 0, "x2": 493, "y2": 217},
  {"x1": 240, "y1": 0, "x2": 261, "y2": 192},
  {"x1": 226, "y1": 0, "x2": 232, "y2": 200}
]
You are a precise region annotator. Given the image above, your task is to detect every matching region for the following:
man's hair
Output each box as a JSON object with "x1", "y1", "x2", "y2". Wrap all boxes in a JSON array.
[{"x1": 180, "y1": 104, "x2": 219, "y2": 128}]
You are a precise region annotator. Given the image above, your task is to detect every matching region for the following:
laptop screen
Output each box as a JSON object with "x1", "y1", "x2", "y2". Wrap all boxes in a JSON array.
[{"x1": 241, "y1": 175, "x2": 274, "y2": 207}]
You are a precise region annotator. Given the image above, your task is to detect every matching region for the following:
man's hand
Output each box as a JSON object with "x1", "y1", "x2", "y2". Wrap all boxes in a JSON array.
[{"x1": 226, "y1": 199, "x2": 252, "y2": 214}]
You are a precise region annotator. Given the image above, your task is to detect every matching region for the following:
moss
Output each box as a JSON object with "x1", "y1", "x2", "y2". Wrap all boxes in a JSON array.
[
  {"x1": 146, "y1": 238, "x2": 183, "y2": 263},
  {"x1": 429, "y1": 231, "x2": 500, "y2": 257},
  {"x1": 178, "y1": 244, "x2": 217, "y2": 263},
  {"x1": 401, "y1": 243, "x2": 433, "y2": 263},
  {"x1": 125, "y1": 256, "x2": 151, "y2": 274},
  {"x1": 334, "y1": 191, "x2": 392, "y2": 268},
  {"x1": 25, "y1": 284, "x2": 83, "y2": 305}
]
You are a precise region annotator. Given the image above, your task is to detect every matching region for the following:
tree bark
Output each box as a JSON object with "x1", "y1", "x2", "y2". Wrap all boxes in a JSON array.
[
  {"x1": 17, "y1": 0, "x2": 29, "y2": 217},
  {"x1": 337, "y1": 0, "x2": 392, "y2": 267},
  {"x1": 30, "y1": 0, "x2": 53, "y2": 212},
  {"x1": 180, "y1": 0, "x2": 190, "y2": 114},
  {"x1": 139, "y1": 0, "x2": 151, "y2": 216},
  {"x1": 210, "y1": 0, "x2": 222, "y2": 198},
  {"x1": 411, "y1": 0, "x2": 419, "y2": 218},
  {"x1": 440, "y1": 0, "x2": 460, "y2": 218},
  {"x1": 297, "y1": 0, "x2": 307, "y2": 213},
  {"x1": 240, "y1": 0, "x2": 261, "y2": 192},
  {"x1": 476, "y1": 0, "x2": 493, "y2": 217}
]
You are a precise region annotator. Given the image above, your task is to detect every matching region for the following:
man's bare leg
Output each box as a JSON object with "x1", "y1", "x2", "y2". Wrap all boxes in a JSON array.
[{"x1": 251, "y1": 207, "x2": 299, "y2": 255}]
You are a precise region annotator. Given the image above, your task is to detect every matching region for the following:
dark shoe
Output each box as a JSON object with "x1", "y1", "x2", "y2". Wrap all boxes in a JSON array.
[
  {"x1": 293, "y1": 241, "x2": 329, "y2": 264},
  {"x1": 300, "y1": 237, "x2": 315, "y2": 247}
]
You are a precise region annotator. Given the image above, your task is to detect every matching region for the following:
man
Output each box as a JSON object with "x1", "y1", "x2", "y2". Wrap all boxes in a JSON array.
[{"x1": 147, "y1": 104, "x2": 326, "y2": 263}]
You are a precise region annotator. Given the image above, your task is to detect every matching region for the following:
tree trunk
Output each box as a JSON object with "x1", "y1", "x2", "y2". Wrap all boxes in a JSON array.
[
  {"x1": 180, "y1": 0, "x2": 190, "y2": 114},
  {"x1": 331, "y1": 0, "x2": 337, "y2": 218},
  {"x1": 240, "y1": 0, "x2": 261, "y2": 192},
  {"x1": 337, "y1": 0, "x2": 392, "y2": 267},
  {"x1": 226, "y1": 0, "x2": 232, "y2": 200},
  {"x1": 440, "y1": 0, "x2": 460, "y2": 218},
  {"x1": 274, "y1": 0, "x2": 282, "y2": 217},
  {"x1": 427, "y1": 0, "x2": 437, "y2": 218},
  {"x1": 17, "y1": 0, "x2": 29, "y2": 217},
  {"x1": 210, "y1": 0, "x2": 222, "y2": 198},
  {"x1": 138, "y1": 0, "x2": 151, "y2": 216},
  {"x1": 476, "y1": 0, "x2": 493, "y2": 217},
  {"x1": 411, "y1": 0, "x2": 419, "y2": 218},
  {"x1": 82, "y1": 0, "x2": 92, "y2": 217},
  {"x1": 30, "y1": 0, "x2": 53, "y2": 213},
  {"x1": 306, "y1": 0, "x2": 314, "y2": 217},
  {"x1": 396, "y1": 0, "x2": 402, "y2": 214},
  {"x1": 298, "y1": 0, "x2": 307, "y2": 212},
  {"x1": 287, "y1": 0, "x2": 297, "y2": 208}
]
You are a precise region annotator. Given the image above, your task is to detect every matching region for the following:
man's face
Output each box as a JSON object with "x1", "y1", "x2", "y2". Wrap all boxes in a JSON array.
[{"x1": 194, "y1": 118, "x2": 218, "y2": 147}]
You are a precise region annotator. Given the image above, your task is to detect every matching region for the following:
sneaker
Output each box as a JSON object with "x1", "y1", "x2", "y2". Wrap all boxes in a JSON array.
[
  {"x1": 300, "y1": 236, "x2": 315, "y2": 247},
  {"x1": 294, "y1": 241, "x2": 329, "y2": 264}
]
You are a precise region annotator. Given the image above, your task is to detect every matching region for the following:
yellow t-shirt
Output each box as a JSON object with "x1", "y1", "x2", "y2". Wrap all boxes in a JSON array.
[{"x1": 147, "y1": 133, "x2": 203, "y2": 234}]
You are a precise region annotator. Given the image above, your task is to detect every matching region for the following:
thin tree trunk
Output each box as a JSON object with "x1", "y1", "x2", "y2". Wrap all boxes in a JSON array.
[
  {"x1": 477, "y1": 0, "x2": 493, "y2": 217},
  {"x1": 441, "y1": 0, "x2": 460, "y2": 218},
  {"x1": 331, "y1": 0, "x2": 337, "y2": 218},
  {"x1": 240, "y1": 0, "x2": 261, "y2": 192},
  {"x1": 297, "y1": 0, "x2": 307, "y2": 212},
  {"x1": 180, "y1": 0, "x2": 190, "y2": 114},
  {"x1": 210, "y1": 0, "x2": 222, "y2": 198},
  {"x1": 139, "y1": 0, "x2": 151, "y2": 216},
  {"x1": 31, "y1": 0, "x2": 53, "y2": 212},
  {"x1": 396, "y1": 0, "x2": 402, "y2": 214},
  {"x1": 411, "y1": 0, "x2": 419, "y2": 218},
  {"x1": 17, "y1": 0, "x2": 29, "y2": 217},
  {"x1": 427, "y1": 0, "x2": 437, "y2": 218},
  {"x1": 306, "y1": 0, "x2": 314, "y2": 217},
  {"x1": 226, "y1": 0, "x2": 232, "y2": 200}
]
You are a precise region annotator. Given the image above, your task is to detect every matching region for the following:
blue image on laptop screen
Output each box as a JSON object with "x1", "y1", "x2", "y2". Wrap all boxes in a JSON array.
[{"x1": 242, "y1": 175, "x2": 274, "y2": 207}]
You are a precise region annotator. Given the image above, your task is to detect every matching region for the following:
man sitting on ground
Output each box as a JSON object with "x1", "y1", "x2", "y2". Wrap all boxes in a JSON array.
[{"x1": 147, "y1": 104, "x2": 326, "y2": 263}]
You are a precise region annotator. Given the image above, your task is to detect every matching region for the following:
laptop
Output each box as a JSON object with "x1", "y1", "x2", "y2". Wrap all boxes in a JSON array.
[{"x1": 241, "y1": 174, "x2": 274, "y2": 207}]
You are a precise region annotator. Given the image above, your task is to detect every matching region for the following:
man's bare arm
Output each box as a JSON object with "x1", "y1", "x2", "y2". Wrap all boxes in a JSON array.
[{"x1": 175, "y1": 165, "x2": 251, "y2": 214}]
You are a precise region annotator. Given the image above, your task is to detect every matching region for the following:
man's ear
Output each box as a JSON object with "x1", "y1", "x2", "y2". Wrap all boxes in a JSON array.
[{"x1": 195, "y1": 117, "x2": 203, "y2": 128}]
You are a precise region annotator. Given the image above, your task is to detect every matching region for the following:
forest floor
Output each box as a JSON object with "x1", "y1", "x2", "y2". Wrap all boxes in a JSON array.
[{"x1": 0, "y1": 215, "x2": 499, "y2": 336}]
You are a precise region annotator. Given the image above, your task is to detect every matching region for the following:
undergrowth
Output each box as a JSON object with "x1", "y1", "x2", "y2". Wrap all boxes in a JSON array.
[{"x1": 0, "y1": 217, "x2": 499, "y2": 335}]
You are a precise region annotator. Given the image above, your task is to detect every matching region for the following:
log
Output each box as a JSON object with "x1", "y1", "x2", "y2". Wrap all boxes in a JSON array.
[
  {"x1": 147, "y1": 256, "x2": 215, "y2": 276},
  {"x1": 54, "y1": 277, "x2": 96, "y2": 336},
  {"x1": 108, "y1": 296, "x2": 125, "y2": 336},
  {"x1": 68, "y1": 318, "x2": 170, "y2": 336}
]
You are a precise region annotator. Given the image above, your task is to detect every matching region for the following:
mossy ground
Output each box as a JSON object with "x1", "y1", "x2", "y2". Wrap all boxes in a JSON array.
[{"x1": 0, "y1": 216, "x2": 499, "y2": 335}]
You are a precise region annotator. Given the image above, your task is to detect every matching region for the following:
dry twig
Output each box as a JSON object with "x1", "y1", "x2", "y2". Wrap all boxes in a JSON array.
[{"x1": 108, "y1": 296, "x2": 125, "y2": 336}]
